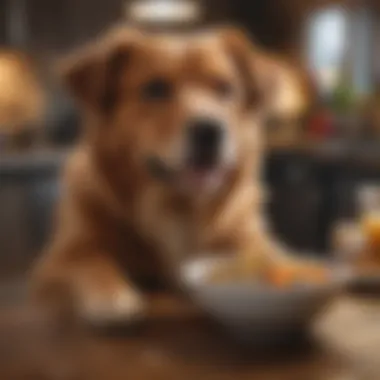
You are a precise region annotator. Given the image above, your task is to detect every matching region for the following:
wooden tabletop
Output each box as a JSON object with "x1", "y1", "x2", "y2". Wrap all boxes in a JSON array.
[{"x1": 0, "y1": 290, "x2": 380, "y2": 380}]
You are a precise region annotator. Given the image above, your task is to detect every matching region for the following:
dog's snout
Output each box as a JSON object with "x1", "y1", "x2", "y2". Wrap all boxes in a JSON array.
[{"x1": 186, "y1": 118, "x2": 224, "y2": 169}]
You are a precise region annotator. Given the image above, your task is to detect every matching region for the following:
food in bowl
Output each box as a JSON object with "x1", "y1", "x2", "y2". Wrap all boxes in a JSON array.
[{"x1": 206, "y1": 255, "x2": 331, "y2": 288}]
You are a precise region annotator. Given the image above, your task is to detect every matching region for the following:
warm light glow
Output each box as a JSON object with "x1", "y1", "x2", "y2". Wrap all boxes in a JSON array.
[
  {"x1": 271, "y1": 64, "x2": 307, "y2": 118},
  {"x1": 128, "y1": 0, "x2": 200, "y2": 23},
  {"x1": 0, "y1": 52, "x2": 45, "y2": 133}
]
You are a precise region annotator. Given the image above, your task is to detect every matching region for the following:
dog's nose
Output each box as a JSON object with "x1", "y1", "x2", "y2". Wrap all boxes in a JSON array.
[
  {"x1": 188, "y1": 119, "x2": 223, "y2": 147},
  {"x1": 187, "y1": 118, "x2": 224, "y2": 168}
]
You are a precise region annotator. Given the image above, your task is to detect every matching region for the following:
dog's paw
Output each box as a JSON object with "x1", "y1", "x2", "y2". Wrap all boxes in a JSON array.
[{"x1": 79, "y1": 287, "x2": 146, "y2": 326}]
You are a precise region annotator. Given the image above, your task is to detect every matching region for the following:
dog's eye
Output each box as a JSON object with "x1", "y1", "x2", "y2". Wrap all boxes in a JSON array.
[
  {"x1": 213, "y1": 78, "x2": 234, "y2": 99},
  {"x1": 141, "y1": 78, "x2": 173, "y2": 101}
]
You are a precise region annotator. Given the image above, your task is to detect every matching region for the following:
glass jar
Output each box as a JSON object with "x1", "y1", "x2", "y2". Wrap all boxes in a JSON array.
[{"x1": 358, "y1": 185, "x2": 380, "y2": 262}]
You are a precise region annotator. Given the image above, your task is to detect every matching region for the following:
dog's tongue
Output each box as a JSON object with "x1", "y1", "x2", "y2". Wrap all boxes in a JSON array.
[{"x1": 182, "y1": 168, "x2": 224, "y2": 191}]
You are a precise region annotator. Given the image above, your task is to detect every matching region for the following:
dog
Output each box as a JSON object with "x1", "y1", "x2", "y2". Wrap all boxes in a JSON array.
[{"x1": 32, "y1": 26, "x2": 305, "y2": 324}]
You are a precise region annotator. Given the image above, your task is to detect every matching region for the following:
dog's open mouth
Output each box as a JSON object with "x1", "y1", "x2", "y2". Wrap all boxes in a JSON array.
[{"x1": 146, "y1": 156, "x2": 228, "y2": 192}]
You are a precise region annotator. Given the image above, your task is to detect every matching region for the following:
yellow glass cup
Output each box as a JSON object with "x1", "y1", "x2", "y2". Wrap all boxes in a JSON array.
[{"x1": 362, "y1": 213, "x2": 380, "y2": 251}]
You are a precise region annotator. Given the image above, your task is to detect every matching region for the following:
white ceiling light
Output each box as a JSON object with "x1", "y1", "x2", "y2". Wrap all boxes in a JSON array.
[{"x1": 128, "y1": 0, "x2": 201, "y2": 24}]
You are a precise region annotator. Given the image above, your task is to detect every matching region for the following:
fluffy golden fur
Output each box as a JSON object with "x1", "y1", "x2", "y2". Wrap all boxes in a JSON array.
[{"x1": 32, "y1": 26, "x2": 300, "y2": 323}]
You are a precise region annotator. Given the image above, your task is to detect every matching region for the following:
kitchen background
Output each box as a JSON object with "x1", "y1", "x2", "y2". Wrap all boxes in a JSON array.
[{"x1": 1, "y1": 0, "x2": 380, "y2": 280}]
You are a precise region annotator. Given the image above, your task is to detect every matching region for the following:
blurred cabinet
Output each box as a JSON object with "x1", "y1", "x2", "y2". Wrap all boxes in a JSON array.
[
  {"x1": 0, "y1": 2, "x2": 7, "y2": 46},
  {"x1": 0, "y1": 0, "x2": 124, "y2": 55},
  {"x1": 266, "y1": 154, "x2": 324, "y2": 252}
]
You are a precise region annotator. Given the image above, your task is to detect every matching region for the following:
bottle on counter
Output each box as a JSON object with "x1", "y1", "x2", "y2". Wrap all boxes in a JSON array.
[
  {"x1": 307, "y1": 103, "x2": 335, "y2": 140},
  {"x1": 331, "y1": 220, "x2": 365, "y2": 264}
]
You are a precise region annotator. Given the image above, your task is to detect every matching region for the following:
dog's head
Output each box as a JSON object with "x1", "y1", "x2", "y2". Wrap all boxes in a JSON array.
[{"x1": 62, "y1": 27, "x2": 299, "y2": 194}]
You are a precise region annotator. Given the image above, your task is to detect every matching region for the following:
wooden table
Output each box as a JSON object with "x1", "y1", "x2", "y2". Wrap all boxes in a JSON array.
[{"x1": 0, "y1": 287, "x2": 380, "y2": 380}]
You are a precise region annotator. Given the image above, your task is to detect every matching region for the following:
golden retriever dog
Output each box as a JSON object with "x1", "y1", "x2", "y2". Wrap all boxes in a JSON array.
[{"x1": 32, "y1": 26, "x2": 306, "y2": 324}]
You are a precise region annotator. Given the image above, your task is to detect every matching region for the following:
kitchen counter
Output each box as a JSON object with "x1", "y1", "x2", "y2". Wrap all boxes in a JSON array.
[
  {"x1": 3, "y1": 141, "x2": 380, "y2": 177},
  {"x1": 0, "y1": 148, "x2": 70, "y2": 178}
]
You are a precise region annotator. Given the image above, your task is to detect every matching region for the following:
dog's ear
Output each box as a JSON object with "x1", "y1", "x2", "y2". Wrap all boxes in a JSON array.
[
  {"x1": 60, "y1": 28, "x2": 138, "y2": 114},
  {"x1": 221, "y1": 27, "x2": 306, "y2": 116}
]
